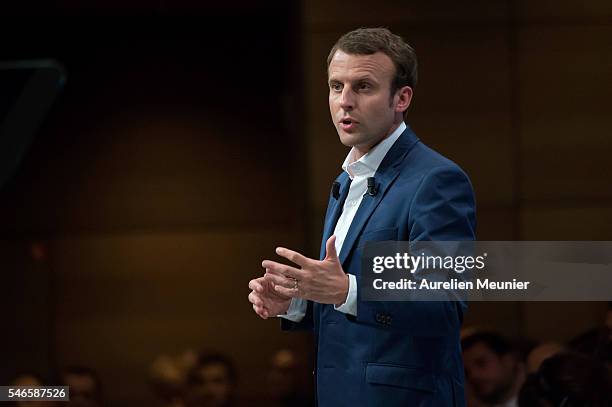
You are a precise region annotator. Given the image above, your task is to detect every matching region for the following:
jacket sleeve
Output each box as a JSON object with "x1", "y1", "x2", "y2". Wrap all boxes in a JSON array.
[
  {"x1": 280, "y1": 300, "x2": 315, "y2": 331},
  {"x1": 349, "y1": 165, "x2": 476, "y2": 334}
]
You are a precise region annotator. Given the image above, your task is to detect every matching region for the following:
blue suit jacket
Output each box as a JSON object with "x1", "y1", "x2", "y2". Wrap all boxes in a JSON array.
[{"x1": 282, "y1": 125, "x2": 476, "y2": 406}]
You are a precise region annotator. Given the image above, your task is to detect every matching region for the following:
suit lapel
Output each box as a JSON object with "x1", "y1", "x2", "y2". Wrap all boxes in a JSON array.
[
  {"x1": 338, "y1": 127, "x2": 420, "y2": 266},
  {"x1": 320, "y1": 173, "x2": 351, "y2": 260}
]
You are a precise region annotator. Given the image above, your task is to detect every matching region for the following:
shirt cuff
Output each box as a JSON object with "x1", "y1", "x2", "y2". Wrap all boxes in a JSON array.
[
  {"x1": 278, "y1": 298, "x2": 307, "y2": 322},
  {"x1": 334, "y1": 273, "x2": 357, "y2": 316}
]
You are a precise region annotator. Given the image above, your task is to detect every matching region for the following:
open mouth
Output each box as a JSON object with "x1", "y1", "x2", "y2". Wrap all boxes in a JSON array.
[
  {"x1": 339, "y1": 118, "x2": 358, "y2": 130},
  {"x1": 340, "y1": 118, "x2": 357, "y2": 132}
]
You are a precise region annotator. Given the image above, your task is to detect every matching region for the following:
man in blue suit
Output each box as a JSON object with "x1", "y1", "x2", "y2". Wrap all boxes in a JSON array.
[{"x1": 248, "y1": 27, "x2": 476, "y2": 406}]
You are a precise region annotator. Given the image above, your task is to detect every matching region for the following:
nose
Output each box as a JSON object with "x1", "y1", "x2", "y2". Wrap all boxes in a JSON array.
[{"x1": 340, "y1": 87, "x2": 355, "y2": 111}]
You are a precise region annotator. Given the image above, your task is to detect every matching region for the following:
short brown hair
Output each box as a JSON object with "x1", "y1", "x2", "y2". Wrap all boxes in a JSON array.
[{"x1": 327, "y1": 27, "x2": 418, "y2": 92}]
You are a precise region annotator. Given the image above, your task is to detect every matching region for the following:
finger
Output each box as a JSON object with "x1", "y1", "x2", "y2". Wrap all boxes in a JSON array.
[
  {"x1": 324, "y1": 235, "x2": 339, "y2": 261},
  {"x1": 248, "y1": 291, "x2": 263, "y2": 307},
  {"x1": 262, "y1": 260, "x2": 301, "y2": 279},
  {"x1": 274, "y1": 284, "x2": 299, "y2": 298},
  {"x1": 253, "y1": 303, "x2": 268, "y2": 319},
  {"x1": 275, "y1": 247, "x2": 312, "y2": 268},
  {"x1": 248, "y1": 278, "x2": 264, "y2": 293},
  {"x1": 258, "y1": 304, "x2": 269, "y2": 319},
  {"x1": 265, "y1": 272, "x2": 295, "y2": 289}
]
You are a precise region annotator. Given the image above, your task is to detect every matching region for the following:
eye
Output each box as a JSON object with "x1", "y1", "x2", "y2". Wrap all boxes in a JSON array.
[
  {"x1": 358, "y1": 82, "x2": 371, "y2": 91},
  {"x1": 330, "y1": 82, "x2": 343, "y2": 92}
]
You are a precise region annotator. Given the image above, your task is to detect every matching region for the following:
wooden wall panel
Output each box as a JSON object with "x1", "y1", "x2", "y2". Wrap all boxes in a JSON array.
[
  {"x1": 515, "y1": 13, "x2": 612, "y2": 343},
  {"x1": 517, "y1": 0, "x2": 612, "y2": 21},
  {"x1": 304, "y1": 0, "x2": 509, "y2": 27},
  {"x1": 407, "y1": 26, "x2": 514, "y2": 209},
  {"x1": 522, "y1": 207, "x2": 612, "y2": 240},
  {"x1": 518, "y1": 26, "x2": 612, "y2": 204},
  {"x1": 521, "y1": 302, "x2": 609, "y2": 343},
  {"x1": 0, "y1": 107, "x2": 297, "y2": 234}
]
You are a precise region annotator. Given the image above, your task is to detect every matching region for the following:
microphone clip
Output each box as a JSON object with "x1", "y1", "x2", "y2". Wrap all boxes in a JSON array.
[{"x1": 366, "y1": 177, "x2": 377, "y2": 197}]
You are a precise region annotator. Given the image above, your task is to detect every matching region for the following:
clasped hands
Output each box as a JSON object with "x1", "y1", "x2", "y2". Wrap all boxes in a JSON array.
[{"x1": 248, "y1": 235, "x2": 349, "y2": 319}]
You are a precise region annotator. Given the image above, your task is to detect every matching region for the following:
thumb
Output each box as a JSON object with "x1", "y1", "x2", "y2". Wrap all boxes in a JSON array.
[{"x1": 325, "y1": 235, "x2": 339, "y2": 261}]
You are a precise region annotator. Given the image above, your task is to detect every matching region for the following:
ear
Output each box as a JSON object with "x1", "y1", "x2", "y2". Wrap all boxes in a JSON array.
[{"x1": 394, "y1": 85, "x2": 413, "y2": 114}]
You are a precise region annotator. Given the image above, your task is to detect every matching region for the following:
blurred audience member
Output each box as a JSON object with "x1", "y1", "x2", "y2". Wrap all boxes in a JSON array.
[
  {"x1": 150, "y1": 349, "x2": 198, "y2": 407},
  {"x1": 184, "y1": 352, "x2": 238, "y2": 407},
  {"x1": 9, "y1": 373, "x2": 48, "y2": 407},
  {"x1": 462, "y1": 332, "x2": 526, "y2": 407},
  {"x1": 10, "y1": 373, "x2": 44, "y2": 387},
  {"x1": 266, "y1": 349, "x2": 312, "y2": 407},
  {"x1": 518, "y1": 351, "x2": 612, "y2": 407},
  {"x1": 61, "y1": 366, "x2": 102, "y2": 407},
  {"x1": 570, "y1": 302, "x2": 612, "y2": 370},
  {"x1": 526, "y1": 342, "x2": 566, "y2": 374},
  {"x1": 462, "y1": 326, "x2": 484, "y2": 340}
]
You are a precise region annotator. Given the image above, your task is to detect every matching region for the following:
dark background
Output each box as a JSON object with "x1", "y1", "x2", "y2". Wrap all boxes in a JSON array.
[{"x1": 1, "y1": 1, "x2": 611, "y2": 405}]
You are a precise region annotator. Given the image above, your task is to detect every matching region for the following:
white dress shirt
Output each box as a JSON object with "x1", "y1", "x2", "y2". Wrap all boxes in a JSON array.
[{"x1": 281, "y1": 122, "x2": 407, "y2": 322}]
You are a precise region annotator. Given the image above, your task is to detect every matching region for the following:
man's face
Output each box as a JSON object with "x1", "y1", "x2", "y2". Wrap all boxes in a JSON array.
[
  {"x1": 63, "y1": 374, "x2": 99, "y2": 407},
  {"x1": 186, "y1": 363, "x2": 234, "y2": 407},
  {"x1": 328, "y1": 50, "x2": 404, "y2": 155},
  {"x1": 463, "y1": 343, "x2": 517, "y2": 404}
]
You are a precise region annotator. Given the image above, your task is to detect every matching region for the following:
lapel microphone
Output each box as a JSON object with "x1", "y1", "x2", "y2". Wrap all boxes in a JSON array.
[
  {"x1": 331, "y1": 181, "x2": 341, "y2": 199},
  {"x1": 366, "y1": 177, "x2": 377, "y2": 196}
]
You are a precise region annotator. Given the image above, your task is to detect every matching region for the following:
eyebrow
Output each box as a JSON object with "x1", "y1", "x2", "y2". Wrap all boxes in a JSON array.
[
  {"x1": 328, "y1": 76, "x2": 378, "y2": 85},
  {"x1": 354, "y1": 76, "x2": 377, "y2": 83}
]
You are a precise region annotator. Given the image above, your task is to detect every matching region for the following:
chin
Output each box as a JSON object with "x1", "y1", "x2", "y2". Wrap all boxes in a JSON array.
[
  {"x1": 338, "y1": 137, "x2": 353, "y2": 147},
  {"x1": 337, "y1": 131, "x2": 362, "y2": 148}
]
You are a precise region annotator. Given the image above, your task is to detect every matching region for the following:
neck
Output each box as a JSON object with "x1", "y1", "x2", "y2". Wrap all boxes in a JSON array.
[{"x1": 352, "y1": 121, "x2": 402, "y2": 161}]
